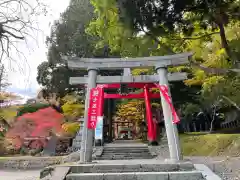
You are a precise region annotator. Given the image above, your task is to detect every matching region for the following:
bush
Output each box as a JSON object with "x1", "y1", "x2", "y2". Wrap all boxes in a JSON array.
[
  {"x1": 181, "y1": 103, "x2": 201, "y2": 120},
  {"x1": 17, "y1": 103, "x2": 50, "y2": 117},
  {"x1": 62, "y1": 122, "x2": 80, "y2": 136},
  {"x1": 0, "y1": 138, "x2": 20, "y2": 155}
]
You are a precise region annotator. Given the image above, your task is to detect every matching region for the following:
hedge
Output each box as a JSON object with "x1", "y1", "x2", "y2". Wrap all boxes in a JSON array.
[{"x1": 17, "y1": 103, "x2": 51, "y2": 117}]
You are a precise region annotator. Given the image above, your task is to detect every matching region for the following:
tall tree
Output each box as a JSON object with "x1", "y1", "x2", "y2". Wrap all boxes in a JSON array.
[
  {"x1": 36, "y1": 61, "x2": 85, "y2": 97},
  {"x1": 37, "y1": 0, "x2": 96, "y2": 95},
  {"x1": 117, "y1": 0, "x2": 240, "y2": 66},
  {"x1": 183, "y1": 22, "x2": 240, "y2": 109},
  {"x1": 87, "y1": 0, "x2": 203, "y2": 109},
  {"x1": 46, "y1": 0, "x2": 96, "y2": 64},
  {"x1": 37, "y1": 0, "x2": 124, "y2": 96},
  {"x1": 88, "y1": 0, "x2": 240, "y2": 115}
]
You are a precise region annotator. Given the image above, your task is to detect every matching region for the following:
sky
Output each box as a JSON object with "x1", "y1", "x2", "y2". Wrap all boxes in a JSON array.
[{"x1": 3, "y1": 0, "x2": 71, "y2": 99}]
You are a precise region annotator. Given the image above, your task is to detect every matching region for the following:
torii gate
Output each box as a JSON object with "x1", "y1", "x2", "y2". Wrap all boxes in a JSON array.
[
  {"x1": 94, "y1": 82, "x2": 178, "y2": 142},
  {"x1": 67, "y1": 52, "x2": 192, "y2": 162}
]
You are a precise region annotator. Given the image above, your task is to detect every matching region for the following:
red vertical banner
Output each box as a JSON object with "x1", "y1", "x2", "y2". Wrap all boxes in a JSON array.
[
  {"x1": 87, "y1": 87, "x2": 104, "y2": 129},
  {"x1": 97, "y1": 86, "x2": 104, "y2": 117}
]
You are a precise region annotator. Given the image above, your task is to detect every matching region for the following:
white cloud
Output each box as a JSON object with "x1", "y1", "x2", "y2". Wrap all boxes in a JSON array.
[{"x1": 4, "y1": 0, "x2": 70, "y2": 97}]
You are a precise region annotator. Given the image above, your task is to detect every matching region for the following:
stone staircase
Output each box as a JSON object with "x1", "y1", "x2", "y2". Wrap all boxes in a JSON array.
[
  {"x1": 65, "y1": 160, "x2": 210, "y2": 180},
  {"x1": 96, "y1": 146, "x2": 154, "y2": 160},
  {"x1": 40, "y1": 140, "x2": 222, "y2": 180}
]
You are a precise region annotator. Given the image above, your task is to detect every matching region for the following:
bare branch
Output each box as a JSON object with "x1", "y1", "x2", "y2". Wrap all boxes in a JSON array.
[
  {"x1": 1, "y1": 17, "x2": 20, "y2": 24},
  {"x1": 2, "y1": 35, "x2": 10, "y2": 56},
  {"x1": 3, "y1": 29, "x2": 24, "y2": 39},
  {"x1": 190, "y1": 62, "x2": 240, "y2": 75},
  {"x1": 190, "y1": 62, "x2": 228, "y2": 75},
  {"x1": 222, "y1": 95, "x2": 240, "y2": 111},
  {"x1": 0, "y1": 39, "x2": 4, "y2": 60},
  {"x1": 171, "y1": 32, "x2": 220, "y2": 40},
  {"x1": 0, "y1": 0, "x2": 15, "y2": 6},
  {"x1": 0, "y1": 0, "x2": 48, "y2": 70}
]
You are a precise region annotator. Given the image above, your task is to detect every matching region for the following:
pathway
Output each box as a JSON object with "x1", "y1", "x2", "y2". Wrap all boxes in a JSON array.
[
  {"x1": 187, "y1": 156, "x2": 240, "y2": 180},
  {"x1": 0, "y1": 169, "x2": 40, "y2": 180},
  {"x1": 152, "y1": 141, "x2": 240, "y2": 180}
]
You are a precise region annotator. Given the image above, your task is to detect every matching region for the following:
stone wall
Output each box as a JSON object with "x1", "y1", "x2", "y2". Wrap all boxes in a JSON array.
[
  {"x1": 0, "y1": 147, "x2": 104, "y2": 170},
  {"x1": 0, "y1": 156, "x2": 62, "y2": 170}
]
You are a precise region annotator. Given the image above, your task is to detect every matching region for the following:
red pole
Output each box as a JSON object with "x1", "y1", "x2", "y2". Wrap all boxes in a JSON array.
[
  {"x1": 152, "y1": 117, "x2": 157, "y2": 141},
  {"x1": 143, "y1": 86, "x2": 154, "y2": 142},
  {"x1": 97, "y1": 87, "x2": 104, "y2": 116}
]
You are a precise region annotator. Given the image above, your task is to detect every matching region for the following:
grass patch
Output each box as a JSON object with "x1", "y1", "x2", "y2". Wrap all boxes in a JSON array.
[{"x1": 180, "y1": 133, "x2": 240, "y2": 156}]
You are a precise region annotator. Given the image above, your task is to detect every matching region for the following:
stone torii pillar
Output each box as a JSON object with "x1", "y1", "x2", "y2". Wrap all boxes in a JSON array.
[
  {"x1": 66, "y1": 52, "x2": 192, "y2": 162},
  {"x1": 80, "y1": 68, "x2": 98, "y2": 162},
  {"x1": 157, "y1": 67, "x2": 181, "y2": 160}
]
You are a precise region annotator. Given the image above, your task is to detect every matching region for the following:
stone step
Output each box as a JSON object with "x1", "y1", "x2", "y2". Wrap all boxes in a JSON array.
[
  {"x1": 104, "y1": 147, "x2": 148, "y2": 149},
  {"x1": 102, "y1": 153, "x2": 151, "y2": 156},
  {"x1": 100, "y1": 155, "x2": 153, "y2": 158},
  {"x1": 96, "y1": 156, "x2": 153, "y2": 160},
  {"x1": 105, "y1": 146, "x2": 147, "y2": 148},
  {"x1": 102, "y1": 151, "x2": 151, "y2": 156},
  {"x1": 101, "y1": 154, "x2": 153, "y2": 157},
  {"x1": 102, "y1": 152, "x2": 152, "y2": 155},
  {"x1": 101, "y1": 155, "x2": 153, "y2": 158},
  {"x1": 103, "y1": 150, "x2": 149, "y2": 153},
  {"x1": 100, "y1": 145, "x2": 153, "y2": 160},
  {"x1": 104, "y1": 148, "x2": 149, "y2": 150},
  {"x1": 104, "y1": 146, "x2": 148, "y2": 148},
  {"x1": 98, "y1": 149, "x2": 153, "y2": 160},
  {"x1": 103, "y1": 150, "x2": 150, "y2": 153},
  {"x1": 102, "y1": 152, "x2": 151, "y2": 155},
  {"x1": 66, "y1": 171, "x2": 205, "y2": 180},
  {"x1": 70, "y1": 162, "x2": 195, "y2": 173},
  {"x1": 103, "y1": 148, "x2": 150, "y2": 152}
]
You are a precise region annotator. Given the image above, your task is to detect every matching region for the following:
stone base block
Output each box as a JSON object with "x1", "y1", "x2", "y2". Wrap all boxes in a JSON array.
[
  {"x1": 66, "y1": 171, "x2": 204, "y2": 180},
  {"x1": 70, "y1": 162, "x2": 195, "y2": 173}
]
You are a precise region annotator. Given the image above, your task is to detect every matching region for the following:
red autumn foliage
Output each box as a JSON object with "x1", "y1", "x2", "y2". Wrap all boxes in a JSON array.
[{"x1": 6, "y1": 107, "x2": 64, "y2": 149}]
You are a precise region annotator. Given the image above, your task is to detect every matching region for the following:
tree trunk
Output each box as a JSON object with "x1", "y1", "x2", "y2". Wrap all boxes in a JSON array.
[
  {"x1": 218, "y1": 22, "x2": 239, "y2": 66},
  {"x1": 205, "y1": 122, "x2": 209, "y2": 131},
  {"x1": 186, "y1": 123, "x2": 190, "y2": 132},
  {"x1": 184, "y1": 124, "x2": 187, "y2": 132},
  {"x1": 193, "y1": 123, "x2": 197, "y2": 132},
  {"x1": 209, "y1": 106, "x2": 217, "y2": 133}
]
